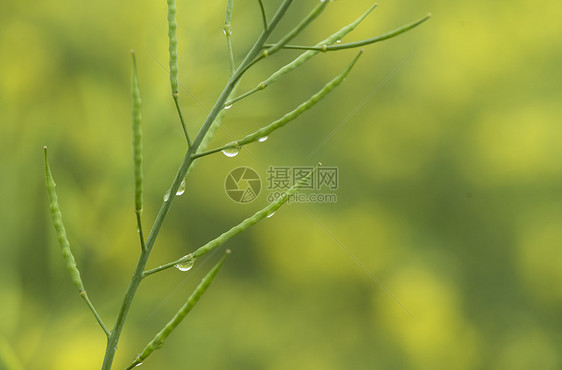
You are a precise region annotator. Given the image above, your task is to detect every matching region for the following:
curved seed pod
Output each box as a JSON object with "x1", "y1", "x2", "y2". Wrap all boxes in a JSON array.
[
  {"x1": 194, "y1": 51, "x2": 362, "y2": 159},
  {"x1": 225, "y1": 3, "x2": 376, "y2": 106},
  {"x1": 127, "y1": 251, "x2": 230, "y2": 369},
  {"x1": 238, "y1": 51, "x2": 362, "y2": 146},
  {"x1": 167, "y1": 0, "x2": 179, "y2": 95},
  {"x1": 274, "y1": 13, "x2": 432, "y2": 52},
  {"x1": 44, "y1": 147, "x2": 85, "y2": 292},
  {"x1": 131, "y1": 51, "x2": 143, "y2": 215},
  {"x1": 192, "y1": 164, "x2": 320, "y2": 258},
  {"x1": 261, "y1": 3, "x2": 376, "y2": 89}
]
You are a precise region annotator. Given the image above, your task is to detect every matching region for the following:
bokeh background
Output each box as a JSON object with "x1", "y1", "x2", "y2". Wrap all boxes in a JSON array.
[{"x1": 1, "y1": 0, "x2": 561, "y2": 369}]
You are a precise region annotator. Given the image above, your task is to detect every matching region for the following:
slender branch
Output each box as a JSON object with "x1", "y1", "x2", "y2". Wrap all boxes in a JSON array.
[
  {"x1": 143, "y1": 253, "x2": 195, "y2": 278},
  {"x1": 102, "y1": 2, "x2": 295, "y2": 368},
  {"x1": 191, "y1": 144, "x2": 231, "y2": 160},
  {"x1": 223, "y1": 83, "x2": 263, "y2": 107},
  {"x1": 257, "y1": 0, "x2": 268, "y2": 30},
  {"x1": 225, "y1": 2, "x2": 377, "y2": 107},
  {"x1": 265, "y1": 13, "x2": 432, "y2": 52},
  {"x1": 197, "y1": 51, "x2": 363, "y2": 160},
  {"x1": 135, "y1": 213, "x2": 147, "y2": 253},
  {"x1": 44, "y1": 147, "x2": 110, "y2": 338},
  {"x1": 126, "y1": 251, "x2": 230, "y2": 370},
  {"x1": 265, "y1": 0, "x2": 328, "y2": 56},
  {"x1": 80, "y1": 292, "x2": 111, "y2": 338},
  {"x1": 173, "y1": 95, "x2": 192, "y2": 147}
]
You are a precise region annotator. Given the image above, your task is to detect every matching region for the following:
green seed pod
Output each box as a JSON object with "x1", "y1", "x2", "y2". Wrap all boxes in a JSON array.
[
  {"x1": 131, "y1": 251, "x2": 230, "y2": 368},
  {"x1": 43, "y1": 147, "x2": 85, "y2": 292},
  {"x1": 262, "y1": 3, "x2": 376, "y2": 88},
  {"x1": 238, "y1": 51, "x2": 363, "y2": 146},
  {"x1": 131, "y1": 51, "x2": 143, "y2": 215},
  {"x1": 167, "y1": 0, "x2": 179, "y2": 95},
  {"x1": 192, "y1": 165, "x2": 320, "y2": 258}
]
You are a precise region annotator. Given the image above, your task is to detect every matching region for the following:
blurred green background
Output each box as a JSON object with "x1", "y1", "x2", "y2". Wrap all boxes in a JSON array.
[{"x1": 1, "y1": 0, "x2": 561, "y2": 369}]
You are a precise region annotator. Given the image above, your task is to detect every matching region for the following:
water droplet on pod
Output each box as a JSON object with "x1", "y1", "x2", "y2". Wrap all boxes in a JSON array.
[
  {"x1": 221, "y1": 143, "x2": 241, "y2": 157},
  {"x1": 266, "y1": 212, "x2": 275, "y2": 218},
  {"x1": 224, "y1": 104, "x2": 233, "y2": 110},
  {"x1": 163, "y1": 190, "x2": 170, "y2": 202},
  {"x1": 258, "y1": 136, "x2": 269, "y2": 143},
  {"x1": 175, "y1": 255, "x2": 196, "y2": 272}
]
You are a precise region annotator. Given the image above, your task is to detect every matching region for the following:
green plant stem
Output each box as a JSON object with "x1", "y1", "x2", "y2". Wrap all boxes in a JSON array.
[
  {"x1": 80, "y1": 292, "x2": 111, "y2": 338},
  {"x1": 195, "y1": 51, "x2": 363, "y2": 160},
  {"x1": 173, "y1": 95, "x2": 192, "y2": 147},
  {"x1": 101, "y1": 2, "x2": 294, "y2": 368},
  {"x1": 265, "y1": 13, "x2": 432, "y2": 52},
  {"x1": 257, "y1": 0, "x2": 268, "y2": 30},
  {"x1": 44, "y1": 147, "x2": 110, "y2": 338},
  {"x1": 225, "y1": 2, "x2": 377, "y2": 107},
  {"x1": 126, "y1": 251, "x2": 230, "y2": 370},
  {"x1": 135, "y1": 213, "x2": 147, "y2": 253}
]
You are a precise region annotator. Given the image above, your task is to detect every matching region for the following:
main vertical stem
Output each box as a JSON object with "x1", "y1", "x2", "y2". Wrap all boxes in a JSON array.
[
  {"x1": 101, "y1": 81, "x2": 234, "y2": 370},
  {"x1": 101, "y1": 2, "x2": 294, "y2": 368}
]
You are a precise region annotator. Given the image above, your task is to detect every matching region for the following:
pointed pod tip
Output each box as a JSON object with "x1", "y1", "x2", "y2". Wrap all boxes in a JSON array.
[
  {"x1": 130, "y1": 49, "x2": 135, "y2": 55},
  {"x1": 427, "y1": 12, "x2": 433, "y2": 18},
  {"x1": 318, "y1": 162, "x2": 323, "y2": 167},
  {"x1": 226, "y1": 249, "x2": 232, "y2": 254},
  {"x1": 43, "y1": 145, "x2": 48, "y2": 150}
]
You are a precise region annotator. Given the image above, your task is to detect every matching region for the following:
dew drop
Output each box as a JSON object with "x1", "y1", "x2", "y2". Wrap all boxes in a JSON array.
[
  {"x1": 336, "y1": 39, "x2": 342, "y2": 43},
  {"x1": 221, "y1": 143, "x2": 240, "y2": 158},
  {"x1": 266, "y1": 212, "x2": 275, "y2": 218},
  {"x1": 176, "y1": 180, "x2": 186, "y2": 196},
  {"x1": 163, "y1": 190, "x2": 170, "y2": 202},
  {"x1": 224, "y1": 104, "x2": 233, "y2": 110},
  {"x1": 175, "y1": 255, "x2": 196, "y2": 272},
  {"x1": 258, "y1": 136, "x2": 269, "y2": 143},
  {"x1": 135, "y1": 363, "x2": 143, "y2": 368}
]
